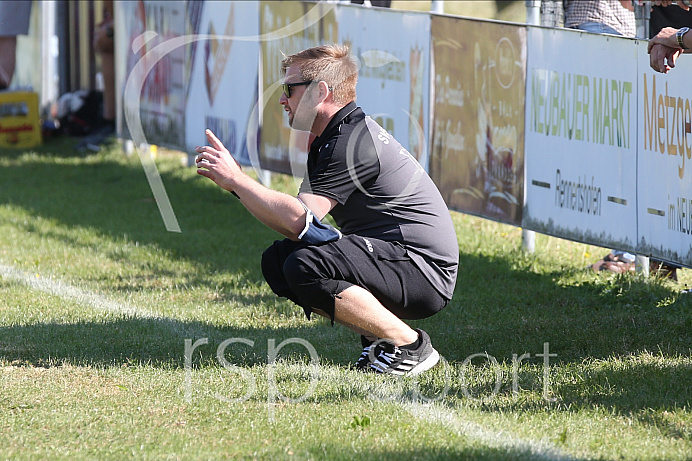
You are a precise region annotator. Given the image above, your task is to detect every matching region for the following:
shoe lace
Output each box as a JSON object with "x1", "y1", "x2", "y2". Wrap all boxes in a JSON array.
[{"x1": 375, "y1": 346, "x2": 401, "y2": 365}]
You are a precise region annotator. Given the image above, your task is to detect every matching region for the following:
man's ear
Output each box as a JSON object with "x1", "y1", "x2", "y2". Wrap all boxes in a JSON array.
[{"x1": 316, "y1": 80, "x2": 331, "y2": 103}]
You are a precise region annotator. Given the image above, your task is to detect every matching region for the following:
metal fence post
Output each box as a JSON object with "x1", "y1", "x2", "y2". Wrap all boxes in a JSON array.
[
  {"x1": 430, "y1": 0, "x2": 444, "y2": 14},
  {"x1": 521, "y1": 0, "x2": 543, "y2": 253}
]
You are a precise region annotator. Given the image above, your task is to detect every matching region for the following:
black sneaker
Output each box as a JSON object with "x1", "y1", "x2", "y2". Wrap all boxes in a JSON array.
[
  {"x1": 354, "y1": 335, "x2": 374, "y2": 370},
  {"x1": 368, "y1": 329, "x2": 439, "y2": 376},
  {"x1": 76, "y1": 123, "x2": 115, "y2": 153}
]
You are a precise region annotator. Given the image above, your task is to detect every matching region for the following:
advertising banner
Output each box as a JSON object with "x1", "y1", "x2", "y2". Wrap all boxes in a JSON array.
[
  {"x1": 430, "y1": 16, "x2": 526, "y2": 225},
  {"x1": 637, "y1": 42, "x2": 692, "y2": 266},
  {"x1": 116, "y1": 0, "x2": 187, "y2": 149},
  {"x1": 523, "y1": 28, "x2": 637, "y2": 251},
  {"x1": 259, "y1": 1, "x2": 338, "y2": 176},
  {"x1": 337, "y1": 6, "x2": 431, "y2": 169},
  {"x1": 184, "y1": 1, "x2": 259, "y2": 166},
  {"x1": 259, "y1": 2, "x2": 430, "y2": 177}
]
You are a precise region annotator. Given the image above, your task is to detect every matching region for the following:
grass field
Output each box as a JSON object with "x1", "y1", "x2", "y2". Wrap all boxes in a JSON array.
[{"x1": 1, "y1": 139, "x2": 691, "y2": 460}]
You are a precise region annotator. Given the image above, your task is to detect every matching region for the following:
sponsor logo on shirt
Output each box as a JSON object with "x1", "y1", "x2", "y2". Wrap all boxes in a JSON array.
[{"x1": 362, "y1": 238, "x2": 374, "y2": 253}]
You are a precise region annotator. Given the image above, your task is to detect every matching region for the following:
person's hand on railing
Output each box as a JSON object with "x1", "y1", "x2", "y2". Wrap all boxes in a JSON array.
[{"x1": 648, "y1": 26, "x2": 690, "y2": 72}]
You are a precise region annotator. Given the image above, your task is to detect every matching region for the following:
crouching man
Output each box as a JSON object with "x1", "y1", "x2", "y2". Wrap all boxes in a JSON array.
[{"x1": 195, "y1": 44, "x2": 458, "y2": 376}]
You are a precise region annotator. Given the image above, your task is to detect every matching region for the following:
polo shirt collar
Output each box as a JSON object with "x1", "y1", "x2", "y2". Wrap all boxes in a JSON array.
[{"x1": 311, "y1": 102, "x2": 359, "y2": 150}]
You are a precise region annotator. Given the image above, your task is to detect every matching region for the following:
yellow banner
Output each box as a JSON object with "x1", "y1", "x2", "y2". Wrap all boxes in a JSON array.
[
  {"x1": 430, "y1": 16, "x2": 526, "y2": 225},
  {"x1": 259, "y1": 1, "x2": 337, "y2": 175}
]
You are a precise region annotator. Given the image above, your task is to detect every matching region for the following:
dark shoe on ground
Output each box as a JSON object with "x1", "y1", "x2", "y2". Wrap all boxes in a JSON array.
[
  {"x1": 367, "y1": 329, "x2": 439, "y2": 376},
  {"x1": 354, "y1": 335, "x2": 374, "y2": 371},
  {"x1": 76, "y1": 122, "x2": 115, "y2": 153},
  {"x1": 650, "y1": 260, "x2": 679, "y2": 281}
]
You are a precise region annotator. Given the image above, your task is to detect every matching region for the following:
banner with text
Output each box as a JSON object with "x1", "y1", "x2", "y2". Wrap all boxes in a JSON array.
[
  {"x1": 637, "y1": 42, "x2": 692, "y2": 266},
  {"x1": 430, "y1": 16, "x2": 526, "y2": 225},
  {"x1": 259, "y1": 1, "x2": 338, "y2": 176},
  {"x1": 259, "y1": 2, "x2": 430, "y2": 177},
  {"x1": 184, "y1": 1, "x2": 259, "y2": 166},
  {"x1": 337, "y1": 7, "x2": 431, "y2": 170},
  {"x1": 116, "y1": 0, "x2": 187, "y2": 149},
  {"x1": 523, "y1": 28, "x2": 638, "y2": 251}
]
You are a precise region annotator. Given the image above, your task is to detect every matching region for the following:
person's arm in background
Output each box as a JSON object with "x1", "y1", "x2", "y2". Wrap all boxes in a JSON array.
[
  {"x1": 651, "y1": 0, "x2": 690, "y2": 11},
  {"x1": 648, "y1": 26, "x2": 692, "y2": 73},
  {"x1": 619, "y1": 0, "x2": 634, "y2": 12}
]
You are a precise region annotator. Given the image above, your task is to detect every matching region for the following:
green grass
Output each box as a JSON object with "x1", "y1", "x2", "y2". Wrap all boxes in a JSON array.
[{"x1": 1, "y1": 139, "x2": 691, "y2": 460}]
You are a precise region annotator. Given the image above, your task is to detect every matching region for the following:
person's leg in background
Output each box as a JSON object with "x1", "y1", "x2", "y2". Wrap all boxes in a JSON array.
[
  {"x1": 0, "y1": 1, "x2": 33, "y2": 90},
  {"x1": 95, "y1": 0, "x2": 115, "y2": 132},
  {"x1": 0, "y1": 36, "x2": 17, "y2": 90},
  {"x1": 77, "y1": 0, "x2": 115, "y2": 152}
]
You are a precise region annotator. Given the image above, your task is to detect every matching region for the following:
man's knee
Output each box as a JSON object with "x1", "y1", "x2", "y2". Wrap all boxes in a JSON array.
[
  {"x1": 283, "y1": 248, "x2": 345, "y2": 322},
  {"x1": 282, "y1": 248, "x2": 316, "y2": 291},
  {"x1": 261, "y1": 245, "x2": 279, "y2": 284},
  {"x1": 284, "y1": 248, "x2": 349, "y2": 297},
  {"x1": 283, "y1": 248, "x2": 337, "y2": 299},
  {"x1": 261, "y1": 240, "x2": 295, "y2": 295}
]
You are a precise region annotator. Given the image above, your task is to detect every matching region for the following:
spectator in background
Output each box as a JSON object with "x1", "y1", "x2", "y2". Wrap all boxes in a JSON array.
[
  {"x1": 648, "y1": 0, "x2": 692, "y2": 74},
  {"x1": 77, "y1": 0, "x2": 115, "y2": 152},
  {"x1": 649, "y1": 26, "x2": 692, "y2": 72},
  {"x1": 563, "y1": 0, "x2": 636, "y2": 37},
  {"x1": 0, "y1": 1, "x2": 33, "y2": 90},
  {"x1": 650, "y1": 0, "x2": 692, "y2": 37}
]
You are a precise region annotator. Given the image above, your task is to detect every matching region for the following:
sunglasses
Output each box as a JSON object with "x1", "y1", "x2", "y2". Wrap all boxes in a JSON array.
[{"x1": 281, "y1": 80, "x2": 314, "y2": 98}]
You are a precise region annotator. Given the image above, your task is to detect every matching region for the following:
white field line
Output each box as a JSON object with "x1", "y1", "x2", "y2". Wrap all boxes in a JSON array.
[
  {"x1": 405, "y1": 402, "x2": 579, "y2": 461},
  {"x1": 0, "y1": 262, "x2": 206, "y2": 339}
]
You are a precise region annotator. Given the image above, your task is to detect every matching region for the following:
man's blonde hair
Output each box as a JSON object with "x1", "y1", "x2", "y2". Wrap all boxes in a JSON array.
[{"x1": 281, "y1": 44, "x2": 358, "y2": 106}]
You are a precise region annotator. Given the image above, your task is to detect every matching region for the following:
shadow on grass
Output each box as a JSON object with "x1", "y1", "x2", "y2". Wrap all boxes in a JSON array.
[
  {"x1": 0, "y1": 316, "x2": 326, "y2": 369},
  {"x1": 1, "y1": 142, "x2": 691, "y2": 423},
  {"x1": 430, "y1": 250, "x2": 691, "y2": 364},
  {"x1": 0, "y1": 142, "x2": 278, "y2": 302}
]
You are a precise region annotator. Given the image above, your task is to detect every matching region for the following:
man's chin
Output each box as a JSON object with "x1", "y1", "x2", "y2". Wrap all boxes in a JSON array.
[{"x1": 289, "y1": 118, "x2": 313, "y2": 132}]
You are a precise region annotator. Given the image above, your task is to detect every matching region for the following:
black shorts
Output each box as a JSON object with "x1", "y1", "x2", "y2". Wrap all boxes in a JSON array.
[{"x1": 261, "y1": 235, "x2": 448, "y2": 323}]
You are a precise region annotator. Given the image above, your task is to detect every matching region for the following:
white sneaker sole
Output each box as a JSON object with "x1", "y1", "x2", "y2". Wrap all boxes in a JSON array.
[{"x1": 408, "y1": 348, "x2": 440, "y2": 376}]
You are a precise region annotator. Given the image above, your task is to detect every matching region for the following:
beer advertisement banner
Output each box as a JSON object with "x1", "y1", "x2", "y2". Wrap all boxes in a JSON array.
[
  {"x1": 116, "y1": 0, "x2": 187, "y2": 149},
  {"x1": 336, "y1": 6, "x2": 431, "y2": 169},
  {"x1": 259, "y1": 1, "x2": 338, "y2": 176},
  {"x1": 184, "y1": 1, "x2": 259, "y2": 166},
  {"x1": 523, "y1": 28, "x2": 638, "y2": 251},
  {"x1": 637, "y1": 42, "x2": 692, "y2": 267},
  {"x1": 430, "y1": 16, "x2": 526, "y2": 225}
]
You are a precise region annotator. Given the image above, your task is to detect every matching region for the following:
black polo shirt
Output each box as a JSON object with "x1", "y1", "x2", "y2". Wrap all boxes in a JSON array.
[{"x1": 299, "y1": 102, "x2": 459, "y2": 299}]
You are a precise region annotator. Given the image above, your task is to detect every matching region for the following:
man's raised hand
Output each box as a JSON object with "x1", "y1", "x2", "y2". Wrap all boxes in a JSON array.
[{"x1": 195, "y1": 129, "x2": 243, "y2": 192}]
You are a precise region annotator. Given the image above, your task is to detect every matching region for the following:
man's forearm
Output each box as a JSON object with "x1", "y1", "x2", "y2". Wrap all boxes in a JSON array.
[{"x1": 232, "y1": 173, "x2": 306, "y2": 240}]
